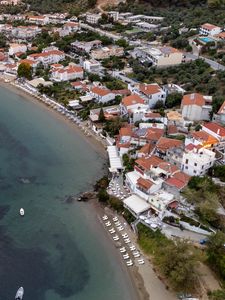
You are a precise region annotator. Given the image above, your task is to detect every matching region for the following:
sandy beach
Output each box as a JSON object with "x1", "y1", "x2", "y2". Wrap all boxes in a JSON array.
[{"x1": 0, "y1": 78, "x2": 177, "y2": 300}]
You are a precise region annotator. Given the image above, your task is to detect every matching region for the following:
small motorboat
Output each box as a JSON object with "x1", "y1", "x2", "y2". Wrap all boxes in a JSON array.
[
  {"x1": 19, "y1": 208, "x2": 25, "y2": 216},
  {"x1": 15, "y1": 287, "x2": 24, "y2": 299}
]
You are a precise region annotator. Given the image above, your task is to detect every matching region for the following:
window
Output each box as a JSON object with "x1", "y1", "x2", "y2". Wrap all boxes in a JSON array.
[
  {"x1": 185, "y1": 159, "x2": 188, "y2": 164},
  {"x1": 194, "y1": 170, "x2": 196, "y2": 174},
  {"x1": 194, "y1": 163, "x2": 197, "y2": 166},
  {"x1": 185, "y1": 166, "x2": 188, "y2": 169}
]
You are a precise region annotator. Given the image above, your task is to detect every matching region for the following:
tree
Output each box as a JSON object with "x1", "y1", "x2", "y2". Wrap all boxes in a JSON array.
[
  {"x1": 165, "y1": 93, "x2": 182, "y2": 108},
  {"x1": 154, "y1": 100, "x2": 164, "y2": 109},
  {"x1": 98, "y1": 108, "x2": 105, "y2": 122},
  {"x1": 115, "y1": 38, "x2": 129, "y2": 49},
  {"x1": 209, "y1": 289, "x2": 225, "y2": 300},
  {"x1": 207, "y1": 231, "x2": 225, "y2": 279},
  {"x1": 17, "y1": 62, "x2": 32, "y2": 80},
  {"x1": 98, "y1": 188, "x2": 109, "y2": 203},
  {"x1": 0, "y1": 33, "x2": 7, "y2": 48}
]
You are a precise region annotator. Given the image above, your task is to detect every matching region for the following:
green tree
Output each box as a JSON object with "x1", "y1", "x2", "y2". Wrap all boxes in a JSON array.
[
  {"x1": 98, "y1": 188, "x2": 109, "y2": 203},
  {"x1": 98, "y1": 108, "x2": 105, "y2": 122},
  {"x1": 115, "y1": 38, "x2": 129, "y2": 49},
  {"x1": 17, "y1": 62, "x2": 32, "y2": 80},
  {"x1": 207, "y1": 231, "x2": 225, "y2": 279},
  {"x1": 154, "y1": 100, "x2": 164, "y2": 109},
  {"x1": 165, "y1": 93, "x2": 182, "y2": 108},
  {"x1": 209, "y1": 289, "x2": 225, "y2": 300}
]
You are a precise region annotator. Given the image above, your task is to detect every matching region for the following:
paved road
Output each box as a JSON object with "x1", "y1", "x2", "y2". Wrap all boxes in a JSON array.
[
  {"x1": 185, "y1": 53, "x2": 225, "y2": 71},
  {"x1": 80, "y1": 22, "x2": 122, "y2": 41},
  {"x1": 112, "y1": 71, "x2": 138, "y2": 85}
]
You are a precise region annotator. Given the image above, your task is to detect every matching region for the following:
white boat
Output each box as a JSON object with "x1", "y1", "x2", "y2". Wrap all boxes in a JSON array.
[
  {"x1": 15, "y1": 287, "x2": 24, "y2": 299},
  {"x1": 19, "y1": 208, "x2": 24, "y2": 216}
]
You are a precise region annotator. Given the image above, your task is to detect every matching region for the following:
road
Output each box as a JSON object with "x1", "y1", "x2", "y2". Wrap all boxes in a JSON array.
[
  {"x1": 112, "y1": 70, "x2": 138, "y2": 85},
  {"x1": 185, "y1": 52, "x2": 225, "y2": 71},
  {"x1": 80, "y1": 22, "x2": 122, "y2": 41}
]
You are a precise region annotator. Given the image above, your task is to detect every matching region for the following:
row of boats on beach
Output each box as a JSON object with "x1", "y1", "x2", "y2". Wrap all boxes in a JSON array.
[{"x1": 102, "y1": 215, "x2": 145, "y2": 267}]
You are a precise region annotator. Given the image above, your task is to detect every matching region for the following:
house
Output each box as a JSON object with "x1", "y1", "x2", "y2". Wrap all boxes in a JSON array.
[
  {"x1": 138, "y1": 143, "x2": 155, "y2": 158},
  {"x1": 162, "y1": 83, "x2": 186, "y2": 96},
  {"x1": 71, "y1": 40, "x2": 102, "y2": 53},
  {"x1": 51, "y1": 65, "x2": 84, "y2": 81},
  {"x1": 89, "y1": 105, "x2": 120, "y2": 122},
  {"x1": 91, "y1": 86, "x2": 115, "y2": 103},
  {"x1": 199, "y1": 23, "x2": 222, "y2": 36},
  {"x1": 181, "y1": 146, "x2": 216, "y2": 176},
  {"x1": 8, "y1": 43, "x2": 27, "y2": 56},
  {"x1": 202, "y1": 122, "x2": 225, "y2": 142},
  {"x1": 12, "y1": 26, "x2": 41, "y2": 40},
  {"x1": 108, "y1": 11, "x2": 119, "y2": 22},
  {"x1": 116, "y1": 125, "x2": 133, "y2": 156},
  {"x1": 164, "y1": 171, "x2": 190, "y2": 194},
  {"x1": 90, "y1": 46, "x2": 124, "y2": 60},
  {"x1": 27, "y1": 50, "x2": 65, "y2": 66},
  {"x1": 27, "y1": 15, "x2": 49, "y2": 25},
  {"x1": 216, "y1": 100, "x2": 225, "y2": 124},
  {"x1": 83, "y1": 59, "x2": 101, "y2": 73},
  {"x1": 120, "y1": 94, "x2": 148, "y2": 121},
  {"x1": 181, "y1": 93, "x2": 212, "y2": 121},
  {"x1": 63, "y1": 22, "x2": 79, "y2": 32},
  {"x1": 135, "y1": 46, "x2": 183, "y2": 67},
  {"x1": 4, "y1": 63, "x2": 17, "y2": 75},
  {"x1": 138, "y1": 83, "x2": 166, "y2": 108},
  {"x1": 155, "y1": 137, "x2": 183, "y2": 158},
  {"x1": 86, "y1": 13, "x2": 101, "y2": 24},
  {"x1": 18, "y1": 59, "x2": 39, "y2": 69},
  {"x1": 185, "y1": 130, "x2": 219, "y2": 148}
]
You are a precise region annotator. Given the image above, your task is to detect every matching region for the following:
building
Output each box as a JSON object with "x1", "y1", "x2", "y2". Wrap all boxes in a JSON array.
[
  {"x1": 90, "y1": 46, "x2": 124, "y2": 60},
  {"x1": 108, "y1": 11, "x2": 119, "y2": 22},
  {"x1": 51, "y1": 65, "x2": 84, "y2": 81},
  {"x1": 8, "y1": 43, "x2": 27, "y2": 56},
  {"x1": 27, "y1": 15, "x2": 49, "y2": 25},
  {"x1": 120, "y1": 94, "x2": 148, "y2": 121},
  {"x1": 216, "y1": 100, "x2": 225, "y2": 124},
  {"x1": 91, "y1": 86, "x2": 115, "y2": 103},
  {"x1": 27, "y1": 50, "x2": 65, "y2": 66},
  {"x1": 181, "y1": 93, "x2": 212, "y2": 121},
  {"x1": 202, "y1": 122, "x2": 225, "y2": 142},
  {"x1": 155, "y1": 137, "x2": 183, "y2": 158},
  {"x1": 71, "y1": 40, "x2": 102, "y2": 53},
  {"x1": 89, "y1": 105, "x2": 120, "y2": 122},
  {"x1": 138, "y1": 83, "x2": 166, "y2": 108},
  {"x1": 199, "y1": 23, "x2": 222, "y2": 36},
  {"x1": 86, "y1": 13, "x2": 101, "y2": 24},
  {"x1": 83, "y1": 59, "x2": 101, "y2": 73},
  {"x1": 181, "y1": 146, "x2": 216, "y2": 176},
  {"x1": 12, "y1": 26, "x2": 41, "y2": 40},
  {"x1": 162, "y1": 83, "x2": 186, "y2": 96},
  {"x1": 135, "y1": 46, "x2": 183, "y2": 68},
  {"x1": 185, "y1": 130, "x2": 219, "y2": 149}
]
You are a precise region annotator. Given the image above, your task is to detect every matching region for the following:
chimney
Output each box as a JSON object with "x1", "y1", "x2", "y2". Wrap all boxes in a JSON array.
[
  {"x1": 190, "y1": 93, "x2": 195, "y2": 100},
  {"x1": 217, "y1": 129, "x2": 220, "y2": 135}
]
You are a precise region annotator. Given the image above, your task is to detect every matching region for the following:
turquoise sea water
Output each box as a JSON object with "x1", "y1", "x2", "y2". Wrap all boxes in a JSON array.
[{"x1": 0, "y1": 86, "x2": 136, "y2": 300}]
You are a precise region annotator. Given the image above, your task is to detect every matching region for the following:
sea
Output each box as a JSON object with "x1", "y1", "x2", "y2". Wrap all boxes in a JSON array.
[{"x1": 0, "y1": 85, "x2": 137, "y2": 300}]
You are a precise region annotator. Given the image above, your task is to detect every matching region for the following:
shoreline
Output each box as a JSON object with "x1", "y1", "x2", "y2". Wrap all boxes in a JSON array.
[{"x1": 0, "y1": 79, "x2": 176, "y2": 300}]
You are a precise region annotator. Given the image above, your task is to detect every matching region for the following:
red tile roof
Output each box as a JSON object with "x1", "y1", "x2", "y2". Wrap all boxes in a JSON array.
[
  {"x1": 167, "y1": 125, "x2": 178, "y2": 135},
  {"x1": 165, "y1": 178, "x2": 186, "y2": 190},
  {"x1": 191, "y1": 130, "x2": 219, "y2": 144},
  {"x1": 181, "y1": 93, "x2": 206, "y2": 107},
  {"x1": 138, "y1": 143, "x2": 155, "y2": 156},
  {"x1": 201, "y1": 23, "x2": 220, "y2": 30},
  {"x1": 218, "y1": 100, "x2": 225, "y2": 114},
  {"x1": 135, "y1": 155, "x2": 164, "y2": 171},
  {"x1": 122, "y1": 94, "x2": 145, "y2": 107},
  {"x1": 203, "y1": 122, "x2": 225, "y2": 137},
  {"x1": 144, "y1": 112, "x2": 161, "y2": 118},
  {"x1": 145, "y1": 128, "x2": 164, "y2": 142},
  {"x1": 137, "y1": 177, "x2": 154, "y2": 190},
  {"x1": 139, "y1": 83, "x2": 161, "y2": 96},
  {"x1": 91, "y1": 86, "x2": 112, "y2": 96},
  {"x1": 156, "y1": 137, "x2": 183, "y2": 152}
]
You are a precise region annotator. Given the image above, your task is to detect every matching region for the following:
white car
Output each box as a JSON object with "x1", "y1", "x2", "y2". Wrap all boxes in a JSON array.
[
  {"x1": 122, "y1": 234, "x2": 129, "y2": 239},
  {"x1": 133, "y1": 251, "x2": 140, "y2": 255},
  {"x1": 109, "y1": 229, "x2": 116, "y2": 234},
  {"x1": 113, "y1": 217, "x2": 118, "y2": 222},
  {"x1": 133, "y1": 253, "x2": 140, "y2": 258},
  {"x1": 113, "y1": 235, "x2": 119, "y2": 241},
  {"x1": 105, "y1": 222, "x2": 111, "y2": 227},
  {"x1": 115, "y1": 221, "x2": 121, "y2": 226},
  {"x1": 123, "y1": 254, "x2": 130, "y2": 260},
  {"x1": 129, "y1": 245, "x2": 136, "y2": 251},
  {"x1": 102, "y1": 215, "x2": 108, "y2": 220}
]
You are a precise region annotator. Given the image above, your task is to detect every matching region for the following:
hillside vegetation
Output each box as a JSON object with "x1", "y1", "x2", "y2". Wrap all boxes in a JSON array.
[{"x1": 24, "y1": 0, "x2": 97, "y2": 14}]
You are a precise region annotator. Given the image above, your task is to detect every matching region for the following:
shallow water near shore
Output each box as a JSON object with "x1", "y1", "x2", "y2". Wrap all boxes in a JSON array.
[{"x1": 0, "y1": 85, "x2": 137, "y2": 300}]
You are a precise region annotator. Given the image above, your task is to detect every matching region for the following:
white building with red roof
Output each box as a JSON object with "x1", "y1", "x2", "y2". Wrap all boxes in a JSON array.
[
  {"x1": 27, "y1": 50, "x2": 65, "y2": 66},
  {"x1": 181, "y1": 146, "x2": 216, "y2": 176},
  {"x1": 120, "y1": 94, "x2": 148, "y2": 121},
  {"x1": 138, "y1": 83, "x2": 166, "y2": 108},
  {"x1": 8, "y1": 43, "x2": 27, "y2": 56},
  {"x1": 27, "y1": 15, "x2": 49, "y2": 25},
  {"x1": 202, "y1": 122, "x2": 225, "y2": 142},
  {"x1": 91, "y1": 86, "x2": 115, "y2": 103},
  {"x1": 199, "y1": 23, "x2": 222, "y2": 36},
  {"x1": 216, "y1": 100, "x2": 225, "y2": 124},
  {"x1": 181, "y1": 93, "x2": 212, "y2": 121},
  {"x1": 51, "y1": 64, "x2": 84, "y2": 82}
]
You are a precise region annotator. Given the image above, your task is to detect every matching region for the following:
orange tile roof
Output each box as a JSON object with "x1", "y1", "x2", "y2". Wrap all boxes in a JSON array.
[
  {"x1": 122, "y1": 94, "x2": 145, "y2": 107},
  {"x1": 29, "y1": 50, "x2": 64, "y2": 58},
  {"x1": 19, "y1": 59, "x2": 37, "y2": 66},
  {"x1": 158, "y1": 162, "x2": 179, "y2": 174},
  {"x1": 218, "y1": 32, "x2": 225, "y2": 39},
  {"x1": 165, "y1": 177, "x2": 186, "y2": 190},
  {"x1": 144, "y1": 112, "x2": 161, "y2": 118},
  {"x1": 156, "y1": 137, "x2": 183, "y2": 152},
  {"x1": 29, "y1": 15, "x2": 46, "y2": 20},
  {"x1": 167, "y1": 125, "x2": 178, "y2": 135},
  {"x1": 137, "y1": 177, "x2": 154, "y2": 190},
  {"x1": 139, "y1": 83, "x2": 161, "y2": 96},
  {"x1": 203, "y1": 122, "x2": 225, "y2": 137},
  {"x1": 138, "y1": 143, "x2": 155, "y2": 155},
  {"x1": 181, "y1": 93, "x2": 205, "y2": 107},
  {"x1": 91, "y1": 86, "x2": 111, "y2": 96},
  {"x1": 201, "y1": 23, "x2": 220, "y2": 30},
  {"x1": 192, "y1": 130, "x2": 219, "y2": 144},
  {"x1": 120, "y1": 126, "x2": 133, "y2": 136},
  {"x1": 135, "y1": 155, "x2": 163, "y2": 171},
  {"x1": 145, "y1": 128, "x2": 164, "y2": 141},
  {"x1": 173, "y1": 171, "x2": 190, "y2": 185}
]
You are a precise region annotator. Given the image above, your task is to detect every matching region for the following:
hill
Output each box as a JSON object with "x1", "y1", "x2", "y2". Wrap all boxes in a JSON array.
[{"x1": 24, "y1": 0, "x2": 97, "y2": 14}]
